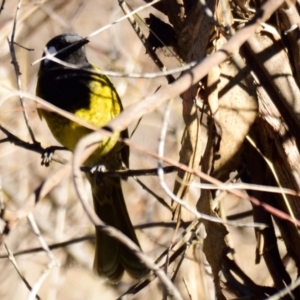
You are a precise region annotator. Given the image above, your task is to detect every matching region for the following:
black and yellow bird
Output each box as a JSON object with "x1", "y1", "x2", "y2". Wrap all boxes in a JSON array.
[{"x1": 36, "y1": 33, "x2": 147, "y2": 282}]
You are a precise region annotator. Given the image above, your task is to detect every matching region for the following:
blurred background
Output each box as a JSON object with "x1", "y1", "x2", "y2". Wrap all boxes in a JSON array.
[{"x1": 0, "y1": 1, "x2": 286, "y2": 299}]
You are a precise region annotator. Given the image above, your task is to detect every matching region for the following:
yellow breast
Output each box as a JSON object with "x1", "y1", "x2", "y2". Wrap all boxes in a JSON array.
[{"x1": 38, "y1": 70, "x2": 123, "y2": 167}]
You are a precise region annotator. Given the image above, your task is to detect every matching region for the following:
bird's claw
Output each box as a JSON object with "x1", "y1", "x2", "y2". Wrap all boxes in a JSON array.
[
  {"x1": 41, "y1": 147, "x2": 55, "y2": 167},
  {"x1": 90, "y1": 164, "x2": 107, "y2": 174}
]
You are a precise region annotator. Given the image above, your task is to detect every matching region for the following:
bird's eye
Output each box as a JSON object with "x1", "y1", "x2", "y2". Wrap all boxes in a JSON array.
[
  {"x1": 48, "y1": 46, "x2": 57, "y2": 54},
  {"x1": 42, "y1": 45, "x2": 57, "y2": 66}
]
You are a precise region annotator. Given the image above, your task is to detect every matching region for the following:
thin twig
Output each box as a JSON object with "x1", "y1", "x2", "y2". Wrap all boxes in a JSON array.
[
  {"x1": 8, "y1": 0, "x2": 36, "y2": 143},
  {"x1": 121, "y1": 238, "x2": 195, "y2": 298},
  {"x1": 89, "y1": 0, "x2": 161, "y2": 38},
  {"x1": 28, "y1": 264, "x2": 54, "y2": 300},
  {"x1": 171, "y1": 243, "x2": 188, "y2": 282},
  {"x1": 12, "y1": 41, "x2": 34, "y2": 51},
  {"x1": 157, "y1": 100, "x2": 176, "y2": 285},
  {"x1": 32, "y1": 53, "x2": 196, "y2": 78},
  {"x1": 0, "y1": 124, "x2": 67, "y2": 165},
  {"x1": 133, "y1": 177, "x2": 172, "y2": 212},
  {"x1": 4, "y1": 244, "x2": 41, "y2": 300},
  {"x1": 0, "y1": 235, "x2": 94, "y2": 258},
  {"x1": 0, "y1": 221, "x2": 190, "y2": 259},
  {"x1": 27, "y1": 213, "x2": 58, "y2": 263},
  {"x1": 182, "y1": 277, "x2": 193, "y2": 300}
]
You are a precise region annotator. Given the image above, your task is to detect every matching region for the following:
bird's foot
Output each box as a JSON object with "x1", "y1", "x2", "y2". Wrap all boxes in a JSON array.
[
  {"x1": 41, "y1": 146, "x2": 66, "y2": 166},
  {"x1": 90, "y1": 164, "x2": 107, "y2": 174}
]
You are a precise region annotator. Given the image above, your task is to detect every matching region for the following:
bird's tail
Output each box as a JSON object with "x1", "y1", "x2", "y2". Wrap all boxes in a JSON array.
[{"x1": 88, "y1": 173, "x2": 147, "y2": 283}]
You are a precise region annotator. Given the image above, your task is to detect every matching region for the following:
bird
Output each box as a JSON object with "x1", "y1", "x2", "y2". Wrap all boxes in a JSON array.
[{"x1": 36, "y1": 33, "x2": 147, "y2": 282}]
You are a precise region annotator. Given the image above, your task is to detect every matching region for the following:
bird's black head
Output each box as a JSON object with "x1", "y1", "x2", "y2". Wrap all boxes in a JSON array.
[{"x1": 40, "y1": 33, "x2": 90, "y2": 71}]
